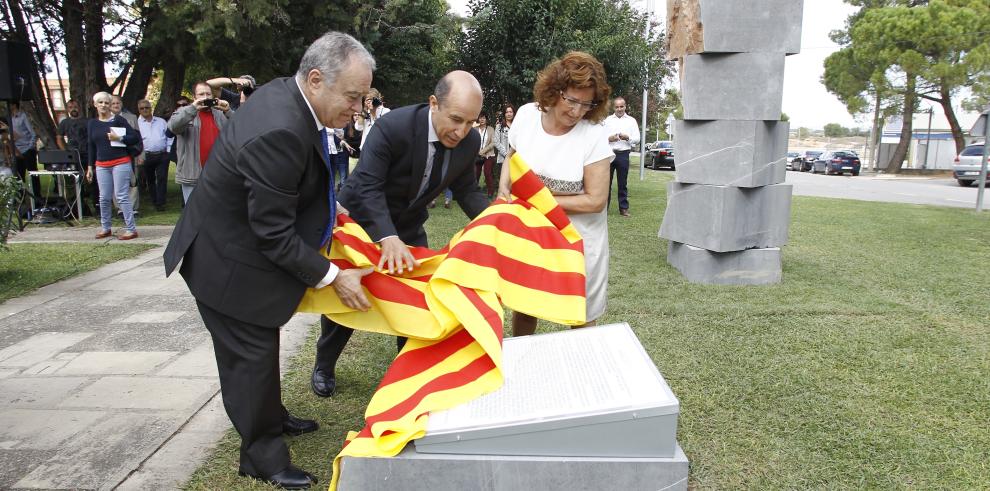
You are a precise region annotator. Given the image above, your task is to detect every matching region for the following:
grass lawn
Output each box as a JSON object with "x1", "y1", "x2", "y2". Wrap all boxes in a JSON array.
[
  {"x1": 182, "y1": 161, "x2": 990, "y2": 489},
  {"x1": 0, "y1": 242, "x2": 155, "y2": 302},
  {"x1": 28, "y1": 162, "x2": 188, "y2": 228}
]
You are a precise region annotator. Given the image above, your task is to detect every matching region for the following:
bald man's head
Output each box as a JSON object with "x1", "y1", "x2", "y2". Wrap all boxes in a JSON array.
[
  {"x1": 434, "y1": 70, "x2": 483, "y2": 106},
  {"x1": 429, "y1": 71, "x2": 484, "y2": 148}
]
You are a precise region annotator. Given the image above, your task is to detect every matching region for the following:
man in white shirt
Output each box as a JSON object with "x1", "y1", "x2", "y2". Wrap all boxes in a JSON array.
[
  {"x1": 603, "y1": 96, "x2": 639, "y2": 217},
  {"x1": 136, "y1": 99, "x2": 170, "y2": 211}
]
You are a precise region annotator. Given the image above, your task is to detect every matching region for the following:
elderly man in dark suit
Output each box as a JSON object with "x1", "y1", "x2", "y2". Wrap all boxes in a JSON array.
[
  {"x1": 311, "y1": 71, "x2": 490, "y2": 398},
  {"x1": 163, "y1": 32, "x2": 375, "y2": 490}
]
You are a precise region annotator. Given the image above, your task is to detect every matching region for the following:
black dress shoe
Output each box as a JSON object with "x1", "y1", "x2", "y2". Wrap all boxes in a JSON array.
[
  {"x1": 311, "y1": 368, "x2": 336, "y2": 398},
  {"x1": 283, "y1": 414, "x2": 319, "y2": 436},
  {"x1": 239, "y1": 464, "x2": 317, "y2": 489}
]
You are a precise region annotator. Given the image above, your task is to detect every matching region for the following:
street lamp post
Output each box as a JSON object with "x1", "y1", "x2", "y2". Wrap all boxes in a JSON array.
[
  {"x1": 922, "y1": 107, "x2": 933, "y2": 170},
  {"x1": 638, "y1": 0, "x2": 651, "y2": 181}
]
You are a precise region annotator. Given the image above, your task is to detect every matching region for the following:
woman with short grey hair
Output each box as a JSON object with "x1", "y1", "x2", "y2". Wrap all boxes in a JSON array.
[{"x1": 86, "y1": 91, "x2": 141, "y2": 240}]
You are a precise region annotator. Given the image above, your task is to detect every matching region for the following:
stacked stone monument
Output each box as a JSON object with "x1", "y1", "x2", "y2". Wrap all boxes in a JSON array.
[{"x1": 659, "y1": 0, "x2": 804, "y2": 285}]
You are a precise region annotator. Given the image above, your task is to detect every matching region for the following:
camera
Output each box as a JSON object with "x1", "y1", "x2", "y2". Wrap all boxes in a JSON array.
[{"x1": 201, "y1": 98, "x2": 218, "y2": 108}]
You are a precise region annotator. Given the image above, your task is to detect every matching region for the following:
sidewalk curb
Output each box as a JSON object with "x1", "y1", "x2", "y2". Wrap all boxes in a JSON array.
[
  {"x1": 0, "y1": 246, "x2": 169, "y2": 319},
  {"x1": 113, "y1": 312, "x2": 319, "y2": 490}
]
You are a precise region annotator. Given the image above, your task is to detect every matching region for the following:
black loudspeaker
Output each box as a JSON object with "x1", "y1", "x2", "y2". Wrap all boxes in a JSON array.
[{"x1": 0, "y1": 40, "x2": 34, "y2": 101}]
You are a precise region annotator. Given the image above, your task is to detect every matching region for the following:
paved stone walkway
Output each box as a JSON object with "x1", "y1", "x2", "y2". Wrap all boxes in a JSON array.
[{"x1": 1, "y1": 224, "x2": 318, "y2": 490}]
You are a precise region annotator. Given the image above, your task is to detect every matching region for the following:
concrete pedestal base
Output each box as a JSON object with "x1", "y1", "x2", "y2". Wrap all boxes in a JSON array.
[
  {"x1": 336, "y1": 444, "x2": 689, "y2": 491},
  {"x1": 659, "y1": 182, "x2": 792, "y2": 252},
  {"x1": 673, "y1": 120, "x2": 789, "y2": 187},
  {"x1": 667, "y1": 242, "x2": 782, "y2": 285}
]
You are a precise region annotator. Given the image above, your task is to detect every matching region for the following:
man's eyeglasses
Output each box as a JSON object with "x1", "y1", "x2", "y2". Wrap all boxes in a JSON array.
[
  {"x1": 176, "y1": 102, "x2": 190, "y2": 108},
  {"x1": 559, "y1": 91, "x2": 598, "y2": 111},
  {"x1": 138, "y1": 106, "x2": 151, "y2": 111}
]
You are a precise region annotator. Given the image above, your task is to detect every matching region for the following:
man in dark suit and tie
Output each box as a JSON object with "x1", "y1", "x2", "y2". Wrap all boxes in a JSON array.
[
  {"x1": 163, "y1": 32, "x2": 375, "y2": 489},
  {"x1": 310, "y1": 71, "x2": 490, "y2": 397}
]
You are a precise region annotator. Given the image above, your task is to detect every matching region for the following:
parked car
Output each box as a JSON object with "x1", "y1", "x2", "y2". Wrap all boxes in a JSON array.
[
  {"x1": 786, "y1": 151, "x2": 801, "y2": 170},
  {"x1": 952, "y1": 143, "x2": 988, "y2": 187},
  {"x1": 647, "y1": 140, "x2": 675, "y2": 170},
  {"x1": 797, "y1": 150, "x2": 823, "y2": 171},
  {"x1": 811, "y1": 150, "x2": 861, "y2": 176}
]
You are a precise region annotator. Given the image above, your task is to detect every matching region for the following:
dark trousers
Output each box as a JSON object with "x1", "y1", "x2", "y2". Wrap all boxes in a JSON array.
[
  {"x1": 474, "y1": 156, "x2": 495, "y2": 197},
  {"x1": 332, "y1": 153, "x2": 349, "y2": 190},
  {"x1": 316, "y1": 315, "x2": 406, "y2": 372},
  {"x1": 14, "y1": 148, "x2": 41, "y2": 198},
  {"x1": 196, "y1": 300, "x2": 290, "y2": 477},
  {"x1": 143, "y1": 152, "x2": 169, "y2": 207},
  {"x1": 314, "y1": 231, "x2": 426, "y2": 374},
  {"x1": 609, "y1": 150, "x2": 630, "y2": 211},
  {"x1": 85, "y1": 159, "x2": 101, "y2": 214}
]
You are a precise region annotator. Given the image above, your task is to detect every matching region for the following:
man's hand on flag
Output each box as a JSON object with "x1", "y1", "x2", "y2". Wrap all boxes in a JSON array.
[
  {"x1": 378, "y1": 236, "x2": 418, "y2": 274},
  {"x1": 331, "y1": 267, "x2": 374, "y2": 311}
]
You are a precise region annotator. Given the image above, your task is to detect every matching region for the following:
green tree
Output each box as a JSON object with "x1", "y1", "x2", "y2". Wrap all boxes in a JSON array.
[
  {"x1": 458, "y1": 0, "x2": 671, "y2": 119},
  {"x1": 824, "y1": 123, "x2": 849, "y2": 137},
  {"x1": 826, "y1": 0, "x2": 990, "y2": 170}
]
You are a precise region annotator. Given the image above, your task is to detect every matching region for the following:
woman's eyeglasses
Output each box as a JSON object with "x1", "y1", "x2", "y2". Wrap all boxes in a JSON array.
[{"x1": 559, "y1": 91, "x2": 598, "y2": 111}]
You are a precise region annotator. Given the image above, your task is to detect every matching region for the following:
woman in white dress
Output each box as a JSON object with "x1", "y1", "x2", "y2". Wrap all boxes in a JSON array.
[{"x1": 496, "y1": 51, "x2": 614, "y2": 336}]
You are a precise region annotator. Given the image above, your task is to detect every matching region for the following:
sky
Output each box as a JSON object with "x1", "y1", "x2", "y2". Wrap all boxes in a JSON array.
[{"x1": 445, "y1": 0, "x2": 865, "y2": 130}]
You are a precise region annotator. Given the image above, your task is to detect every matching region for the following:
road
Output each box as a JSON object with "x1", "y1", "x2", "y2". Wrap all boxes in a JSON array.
[{"x1": 783, "y1": 170, "x2": 985, "y2": 209}]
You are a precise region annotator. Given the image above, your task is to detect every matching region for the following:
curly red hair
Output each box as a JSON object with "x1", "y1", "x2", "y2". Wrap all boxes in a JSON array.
[{"x1": 533, "y1": 51, "x2": 611, "y2": 123}]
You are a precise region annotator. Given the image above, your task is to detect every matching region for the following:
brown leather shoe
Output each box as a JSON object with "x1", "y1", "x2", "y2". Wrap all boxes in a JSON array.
[
  {"x1": 619, "y1": 208, "x2": 631, "y2": 217},
  {"x1": 118, "y1": 231, "x2": 139, "y2": 241},
  {"x1": 95, "y1": 229, "x2": 112, "y2": 239}
]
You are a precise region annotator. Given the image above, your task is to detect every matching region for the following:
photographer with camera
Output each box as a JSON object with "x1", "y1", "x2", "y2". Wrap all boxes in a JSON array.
[
  {"x1": 168, "y1": 82, "x2": 230, "y2": 204},
  {"x1": 355, "y1": 88, "x2": 389, "y2": 149},
  {"x1": 206, "y1": 74, "x2": 256, "y2": 111}
]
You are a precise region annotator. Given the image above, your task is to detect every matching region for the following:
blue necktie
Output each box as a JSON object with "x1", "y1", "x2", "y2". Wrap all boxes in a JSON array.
[{"x1": 319, "y1": 128, "x2": 337, "y2": 248}]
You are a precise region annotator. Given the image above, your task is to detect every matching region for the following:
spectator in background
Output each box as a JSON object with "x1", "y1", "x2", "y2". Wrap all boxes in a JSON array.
[
  {"x1": 356, "y1": 88, "x2": 389, "y2": 149},
  {"x1": 110, "y1": 94, "x2": 141, "y2": 214},
  {"x1": 474, "y1": 111, "x2": 496, "y2": 199},
  {"x1": 328, "y1": 128, "x2": 349, "y2": 190},
  {"x1": 9, "y1": 101, "x2": 40, "y2": 198},
  {"x1": 87, "y1": 91, "x2": 141, "y2": 240},
  {"x1": 342, "y1": 112, "x2": 362, "y2": 159},
  {"x1": 136, "y1": 99, "x2": 170, "y2": 211},
  {"x1": 603, "y1": 96, "x2": 638, "y2": 217},
  {"x1": 493, "y1": 102, "x2": 514, "y2": 193},
  {"x1": 206, "y1": 74, "x2": 256, "y2": 111},
  {"x1": 110, "y1": 95, "x2": 138, "y2": 128},
  {"x1": 165, "y1": 97, "x2": 191, "y2": 167},
  {"x1": 57, "y1": 99, "x2": 96, "y2": 214},
  {"x1": 168, "y1": 82, "x2": 230, "y2": 204}
]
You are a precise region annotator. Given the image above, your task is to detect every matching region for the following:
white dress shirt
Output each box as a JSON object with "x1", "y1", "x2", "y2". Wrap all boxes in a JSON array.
[
  {"x1": 294, "y1": 77, "x2": 340, "y2": 288},
  {"x1": 603, "y1": 113, "x2": 640, "y2": 152},
  {"x1": 138, "y1": 116, "x2": 169, "y2": 153}
]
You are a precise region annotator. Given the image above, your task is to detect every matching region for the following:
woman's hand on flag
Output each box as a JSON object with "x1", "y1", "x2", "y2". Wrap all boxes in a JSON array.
[
  {"x1": 331, "y1": 267, "x2": 374, "y2": 311},
  {"x1": 378, "y1": 236, "x2": 418, "y2": 274}
]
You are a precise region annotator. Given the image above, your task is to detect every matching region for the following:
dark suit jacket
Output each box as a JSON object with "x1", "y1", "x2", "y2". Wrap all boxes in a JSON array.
[
  {"x1": 339, "y1": 103, "x2": 489, "y2": 246},
  {"x1": 163, "y1": 77, "x2": 333, "y2": 328}
]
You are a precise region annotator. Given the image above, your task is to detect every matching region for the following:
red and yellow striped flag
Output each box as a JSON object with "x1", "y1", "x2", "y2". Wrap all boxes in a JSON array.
[{"x1": 297, "y1": 153, "x2": 586, "y2": 490}]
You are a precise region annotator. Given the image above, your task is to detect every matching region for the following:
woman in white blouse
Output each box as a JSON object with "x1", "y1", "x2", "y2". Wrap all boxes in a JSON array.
[
  {"x1": 356, "y1": 88, "x2": 390, "y2": 149},
  {"x1": 497, "y1": 51, "x2": 614, "y2": 336}
]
